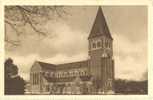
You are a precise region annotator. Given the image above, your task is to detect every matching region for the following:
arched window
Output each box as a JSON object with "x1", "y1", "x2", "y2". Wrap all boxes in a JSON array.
[
  {"x1": 81, "y1": 71, "x2": 85, "y2": 76},
  {"x1": 34, "y1": 73, "x2": 36, "y2": 84},
  {"x1": 58, "y1": 73, "x2": 60, "y2": 78},
  {"x1": 109, "y1": 42, "x2": 112, "y2": 48},
  {"x1": 97, "y1": 41, "x2": 101, "y2": 47},
  {"x1": 65, "y1": 72, "x2": 69, "y2": 77},
  {"x1": 105, "y1": 40, "x2": 108, "y2": 48},
  {"x1": 55, "y1": 73, "x2": 58, "y2": 78},
  {"x1": 49, "y1": 72, "x2": 53, "y2": 77},
  {"x1": 75, "y1": 70, "x2": 79, "y2": 76},
  {"x1": 102, "y1": 39, "x2": 104, "y2": 48},
  {"x1": 84, "y1": 71, "x2": 87, "y2": 76},
  {"x1": 33, "y1": 73, "x2": 39, "y2": 85},
  {"x1": 106, "y1": 40, "x2": 110, "y2": 48},
  {"x1": 73, "y1": 71, "x2": 75, "y2": 76},
  {"x1": 63, "y1": 72, "x2": 66, "y2": 77},
  {"x1": 108, "y1": 43, "x2": 110, "y2": 48},
  {"x1": 92, "y1": 42, "x2": 96, "y2": 48},
  {"x1": 36, "y1": 73, "x2": 39, "y2": 84},
  {"x1": 60, "y1": 72, "x2": 62, "y2": 78},
  {"x1": 32, "y1": 73, "x2": 35, "y2": 85},
  {"x1": 79, "y1": 71, "x2": 82, "y2": 76},
  {"x1": 45, "y1": 72, "x2": 49, "y2": 77},
  {"x1": 69, "y1": 71, "x2": 73, "y2": 77},
  {"x1": 46, "y1": 85, "x2": 50, "y2": 92},
  {"x1": 58, "y1": 72, "x2": 61, "y2": 78}
]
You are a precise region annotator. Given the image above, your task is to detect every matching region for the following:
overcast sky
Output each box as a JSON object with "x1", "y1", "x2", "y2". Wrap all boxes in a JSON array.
[{"x1": 5, "y1": 6, "x2": 148, "y2": 81}]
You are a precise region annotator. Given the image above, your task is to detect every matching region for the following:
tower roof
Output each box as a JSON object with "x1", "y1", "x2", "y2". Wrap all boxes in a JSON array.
[{"x1": 88, "y1": 7, "x2": 112, "y2": 39}]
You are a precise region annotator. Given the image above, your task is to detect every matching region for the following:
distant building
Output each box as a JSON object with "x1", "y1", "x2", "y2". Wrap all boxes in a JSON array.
[{"x1": 30, "y1": 7, "x2": 115, "y2": 95}]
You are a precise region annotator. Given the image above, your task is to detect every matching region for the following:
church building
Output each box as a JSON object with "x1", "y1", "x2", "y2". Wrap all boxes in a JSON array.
[{"x1": 30, "y1": 7, "x2": 115, "y2": 95}]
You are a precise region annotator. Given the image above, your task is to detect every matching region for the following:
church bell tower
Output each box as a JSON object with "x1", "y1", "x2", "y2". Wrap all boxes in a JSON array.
[{"x1": 88, "y1": 7, "x2": 114, "y2": 94}]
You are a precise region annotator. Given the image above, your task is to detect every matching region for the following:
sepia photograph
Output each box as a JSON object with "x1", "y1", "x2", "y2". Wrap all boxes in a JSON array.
[{"x1": 4, "y1": 6, "x2": 148, "y2": 95}]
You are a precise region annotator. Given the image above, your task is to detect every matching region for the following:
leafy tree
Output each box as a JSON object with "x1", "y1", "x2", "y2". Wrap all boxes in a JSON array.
[
  {"x1": 5, "y1": 6, "x2": 68, "y2": 47},
  {"x1": 114, "y1": 79, "x2": 148, "y2": 94},
  {"x1": 5, "y1": 58, "x2": 25, "y2": 95}
]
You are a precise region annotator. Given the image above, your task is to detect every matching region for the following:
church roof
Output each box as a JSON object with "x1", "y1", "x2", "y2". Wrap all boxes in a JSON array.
[
  {"x1": 56, "y1": 60, "x2": 88, "y2": 70},
  {"x1": 36, "y1": 60, "x2": 88, "y2": 71},
  {"x1": 88, "y1": 7, "x2": 112, "y2": 39}
]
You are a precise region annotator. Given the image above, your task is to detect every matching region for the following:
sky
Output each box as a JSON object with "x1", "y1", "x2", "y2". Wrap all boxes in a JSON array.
[{"x1": 5, "y1": 6, "x2": 148, "y2": 81}]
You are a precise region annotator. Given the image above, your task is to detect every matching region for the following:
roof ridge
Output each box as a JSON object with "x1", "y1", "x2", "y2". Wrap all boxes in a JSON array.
[
  {"x1": 56, "y1": 60, "x2": 88, "y2": 66},
  {"x1": 37, "y1": 61, "x2": 56, "y2": 65}
]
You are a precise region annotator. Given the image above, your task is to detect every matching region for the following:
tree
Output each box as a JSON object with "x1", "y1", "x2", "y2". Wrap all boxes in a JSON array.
[
  {"x1": 5, "y1": 6, "x2": 68, "y2": 47},
  {"x1": 114, "y1": 79, "x2": 148, "y2": 94},
  {"x1": 4, "y1": 58, "x2": 14, "y2": 79},
  {"x1": 5, "y1": 58, "x2": 25, "y2": 95}
]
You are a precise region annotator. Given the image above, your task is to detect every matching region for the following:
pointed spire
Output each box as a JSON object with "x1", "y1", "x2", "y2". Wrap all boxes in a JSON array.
[{"x1": 88, "y1": 6, "x2": 112, "y2": 39}]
